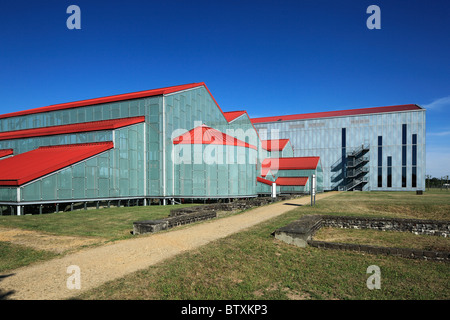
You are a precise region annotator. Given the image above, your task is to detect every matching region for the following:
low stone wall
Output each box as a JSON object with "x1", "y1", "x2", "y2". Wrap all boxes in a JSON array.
[
  {"x1": 169, "y1": 196, "x2": 294, "y2": 217},
  {"x1": 133, "y1": 195, "x2": 299, "y2": 235},
  {"x1": 133, "y1": 210, "x2": 218, "y2": 235},
  {"x1": 273, "y1": 215, "x2": 450, "y2": 261},
  {"x1": 321, "y1": 215, "x2": 450, "y2": 237}
]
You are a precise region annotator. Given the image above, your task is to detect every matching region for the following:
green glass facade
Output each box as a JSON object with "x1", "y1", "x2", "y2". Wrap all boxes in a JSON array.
[{"x1": 0, "y1": 85, "x2": 272, "y2": 209}]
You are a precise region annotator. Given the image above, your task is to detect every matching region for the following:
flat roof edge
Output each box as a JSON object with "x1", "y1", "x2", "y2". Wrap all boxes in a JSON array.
[{"x1": 251, "y1": 104, "x2": 424, "y2": 124}]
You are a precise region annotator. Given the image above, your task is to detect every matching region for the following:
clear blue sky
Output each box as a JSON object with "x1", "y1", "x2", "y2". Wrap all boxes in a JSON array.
[{"x1": 0, "y1": 0, "x2": 449, "y2": 177}]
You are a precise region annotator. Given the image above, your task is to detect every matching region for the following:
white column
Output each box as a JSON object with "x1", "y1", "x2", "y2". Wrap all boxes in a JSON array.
[{"x1": 16, "y1": 188, "x2": 22, "y2": 216}]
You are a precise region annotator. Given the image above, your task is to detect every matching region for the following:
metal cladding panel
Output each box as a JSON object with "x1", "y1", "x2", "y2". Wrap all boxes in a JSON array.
[
  {"x1": 163, "y1": 87, "x2": 231, "y2": 198},
  {"x1": 173, "y1": 144, "x2": 257, "y2": 197},
  {"x1": 257, "y1": 181, "x2": 273, "y2": 194},
  {"x1": 253, "y1": 109, "x2": 425, "y2": 191}
]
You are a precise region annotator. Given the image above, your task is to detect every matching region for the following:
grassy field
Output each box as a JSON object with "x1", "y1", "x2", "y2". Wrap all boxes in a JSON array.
[
  {"x1": 314, "y1": 227, "x2": 450, "y2": 252},
  {"x1": 0, "y1": 242, "x2": 58, "y2": 273},
  {"x1": 0, "y1": 203, "x2": 199, "y2": 239},
  {"x1": 1, "y1": 190, "x2": 449, "y2": 299},
  {"x1": 74, "y1": 190, "x2": 449, "y2": 300}
]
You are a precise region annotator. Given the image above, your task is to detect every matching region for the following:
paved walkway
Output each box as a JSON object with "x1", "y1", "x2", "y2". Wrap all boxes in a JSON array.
[{"x1": 0, "y1": 192, "x2": 337, "y2": 300}]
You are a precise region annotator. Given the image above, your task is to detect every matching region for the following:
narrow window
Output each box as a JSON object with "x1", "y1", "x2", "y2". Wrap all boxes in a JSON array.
[
  {"x1": 412, "y1": 134, "x2": 417, "y2": 188},
  {"x1": 387, "y1": 156, "x2": 392, "y2": 188},
  {"x1": 378, "y1": 136, "x2": 382, "y2": 187},
  {"x1": 412, "y1": 167, "x2": 417, "y2": 188},
  {"x1": 342, "y1": 128, "x2": 346, "y2": 148},
  {"x1": 402, "y1": 124, "x2": 407, "y2": 145},
  {"x1": 402, "y1": 167, "x2": 407, "y2": 188},
  {"x1": 412, "y1": 134, "x2": 417, "y2": 166},
  {"x1": 402, "y1": 124, "x2": 407, "y2": 187},
  {"x1": 342, "y1": 128, "x2": 346, "y2": 182}
]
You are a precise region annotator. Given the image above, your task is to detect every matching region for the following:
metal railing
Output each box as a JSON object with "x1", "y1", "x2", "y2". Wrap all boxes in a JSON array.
[
  {"x1": 346, "y1": 156, "x2": 370, "y2": 168},
  {"x1": 346, "y1": 166, "x2": 369, "y2": 178},
  {"x1": 345, "y1": 176, "x2": 369, "y2": 191},
  {"x1": 346, "y1": 143, "x2": 370, "y2": 157}
]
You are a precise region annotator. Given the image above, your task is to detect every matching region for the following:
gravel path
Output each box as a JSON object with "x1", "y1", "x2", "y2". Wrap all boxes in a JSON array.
[{"x1": 0, "y1": 192, "x2": 336, "y2": 300}]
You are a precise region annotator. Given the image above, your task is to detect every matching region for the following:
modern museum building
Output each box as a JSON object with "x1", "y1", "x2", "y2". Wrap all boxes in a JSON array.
[{"x1": 0, "y1": 82, "x2": 425, "y2": 214}]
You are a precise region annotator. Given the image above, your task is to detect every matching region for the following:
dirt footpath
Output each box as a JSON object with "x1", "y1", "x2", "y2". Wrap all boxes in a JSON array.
[{"x1": 0, "y1": 192, "x2": 336, "y2": 300}]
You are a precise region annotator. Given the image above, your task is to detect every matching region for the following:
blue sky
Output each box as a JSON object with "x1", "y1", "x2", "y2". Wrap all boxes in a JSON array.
[{"x1": 0, "y1": 0, "x2": 449, "y2": 177}]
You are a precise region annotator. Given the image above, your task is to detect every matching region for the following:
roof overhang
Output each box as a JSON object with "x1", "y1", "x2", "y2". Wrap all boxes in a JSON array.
[{"x1": 0, "y1": 116, "x2": 145, "y2": 141}]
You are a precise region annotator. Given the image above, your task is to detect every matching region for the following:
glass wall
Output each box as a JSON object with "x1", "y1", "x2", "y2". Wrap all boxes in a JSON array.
[
  {"x1": 19, "y1": 123, "x2": 145, "y2": 202},
  {"x1": 173, "y1": 144, "x2": 257, "y2": 197},
  {"x1": 0, "y1": 131, "x2": 113, "y2": 155}
]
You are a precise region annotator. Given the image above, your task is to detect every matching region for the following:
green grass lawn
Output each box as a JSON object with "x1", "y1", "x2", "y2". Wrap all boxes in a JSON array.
[
  {"x1": 0, "y1": 203, "x2": 199, "y2": 272},
  {"x1": 0, "y1": 203, "x2": 199, "y2": 239},
  {"x1": 0, "y1": 242, "x2": 58, "y2": 274},
  {"x1": 75, "y1": 190, "x2": 450, "y2": 300},
  {"x1": 314, "y1": 227, "x2": 450, "y2": 252},
  {"x1": 306, "y1": 189, "x2": 450, "y2": 221}
]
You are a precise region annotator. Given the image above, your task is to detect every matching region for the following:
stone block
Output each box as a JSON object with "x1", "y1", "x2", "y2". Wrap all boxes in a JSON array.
[{"x1": 133, "y1": 220, "x2": 169, "y2": 235}]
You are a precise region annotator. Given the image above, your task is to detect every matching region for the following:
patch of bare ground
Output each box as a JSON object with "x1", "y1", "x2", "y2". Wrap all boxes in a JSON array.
[{"x1": 0, "y1": 227, "x2": 103, "y2": 254}]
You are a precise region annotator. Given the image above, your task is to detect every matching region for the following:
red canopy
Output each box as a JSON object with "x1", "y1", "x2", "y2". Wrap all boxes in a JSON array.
[
  {"x1": 261, "y1": 139, "x2": 290, "y2": 151},
  {"x1": 275, "y1": 177, "x2": 309, "y2": 186},
  {"x1": 262, "y1": 157, "x2": 320, "y2": 171}
]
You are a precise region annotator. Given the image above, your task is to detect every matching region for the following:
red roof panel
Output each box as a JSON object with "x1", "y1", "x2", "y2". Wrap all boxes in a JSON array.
[
  {"x1": 0, "y1": 142, "x2": 114, "y2": 186},
  {"x1": 0, "y1": 149, "x2": 13, "y2": 159},
  {"x1": 261, "y1": 139, "x2": 290, "y2": 151},
  {"x1": 257, "y1": 176, "x2": 274, "y2": 186},
  {"x1": 173, "y1": 125, "x2": 257, "y2": 150},
  {"x1": 262, "y1": 157, "x2": 320, "y2": 170},
  {"x1": 223, "y1": 111, "x2": 246, "y2": 122},
  {"x1": 0, "y1": 116, "x2": 145, "y2": 141},
  {"x1": 251, "y1": 104, "x2": 422, "y2": 123},
  {"x1": 275, "y1": 177, "x2": 309, "y2": 186}
]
